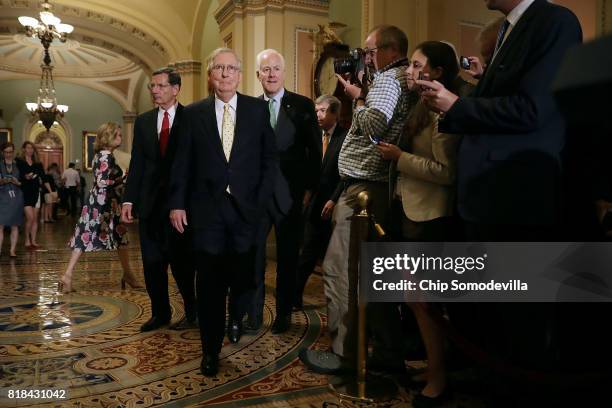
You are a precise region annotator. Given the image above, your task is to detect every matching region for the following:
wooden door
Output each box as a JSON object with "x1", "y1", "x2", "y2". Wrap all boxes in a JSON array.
[{"x1": 37, "y1": 146, "x2": 64, "y2": 171}]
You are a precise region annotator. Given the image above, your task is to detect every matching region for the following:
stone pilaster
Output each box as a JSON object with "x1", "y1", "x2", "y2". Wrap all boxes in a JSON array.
[{"x1": 169, "y1": 60, "x2": 203, "y2": 104}]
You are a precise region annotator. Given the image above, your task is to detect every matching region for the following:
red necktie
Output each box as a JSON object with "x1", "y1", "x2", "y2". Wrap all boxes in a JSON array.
[{"x1": 159, "y1": 111, "x2": 170, "y2": 156}]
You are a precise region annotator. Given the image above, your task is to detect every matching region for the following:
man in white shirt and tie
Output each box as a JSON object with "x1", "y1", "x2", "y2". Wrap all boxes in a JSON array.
[
  {"x1": 122, "y1": 67, "x2": 197, "y2": 333},
  {"x1": 169, "y1": 48, "x2": 277, "y2": 377}
]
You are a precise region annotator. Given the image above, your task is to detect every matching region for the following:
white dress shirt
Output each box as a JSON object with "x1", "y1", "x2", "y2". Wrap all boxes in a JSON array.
[
  {"x1": 156, "y1": 103, "x2": 178, "y2": 138},
  {"x1": 263, "y1": 87, "x2": 284, "y2": 124},
  {"x1": 214, "y1": 93, "x2": 238, "y2": 139},
  {"x1": 491, "y1": 0, "x2": 536, "y2": 63}
]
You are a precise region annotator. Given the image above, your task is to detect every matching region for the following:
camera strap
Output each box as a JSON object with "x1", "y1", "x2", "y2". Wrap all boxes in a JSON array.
[{"x1": 380, "y1": 57, "x2": 409, "y2": 73}]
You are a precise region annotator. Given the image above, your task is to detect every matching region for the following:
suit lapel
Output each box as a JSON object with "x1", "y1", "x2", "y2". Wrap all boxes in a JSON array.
[
  {"x1": 476, "y1": 0, "x2": 541, "y2": 95},
  {"x1": 321, "y1": 126, "x2": 341, "y2": 169},
  {"x1": 202, "y1": 96, "x2": 227, "y2": 163},
  {"x1": 231, "y1": 93, "x2": 246, "y2": 163},
  {"x1": 147, "y1": 110, "x2": 161, "y2": 160}
]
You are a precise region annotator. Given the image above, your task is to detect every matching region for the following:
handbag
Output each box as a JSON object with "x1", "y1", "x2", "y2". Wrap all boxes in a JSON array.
[{"x1": 44, "y1": 191, "x2": 58, "y2": 204}]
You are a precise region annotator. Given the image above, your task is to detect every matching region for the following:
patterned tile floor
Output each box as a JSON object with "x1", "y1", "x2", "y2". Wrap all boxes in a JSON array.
[{"x1": 0, "y1": 218, "x2": 476, "y2": 407}]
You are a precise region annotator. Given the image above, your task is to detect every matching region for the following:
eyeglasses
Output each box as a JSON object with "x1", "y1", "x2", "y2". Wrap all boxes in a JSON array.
[
  {"x1": 259, "y1": 65, "x2": 282, "y2": 76},
  {"x1": 364, "y1": 47, "x2": 379, "y2": 56},
  {"x1": 147, "y1": 83, "x2": 173, "y2": 90},
  {"x1": 2, "y1": 150, "x2": 14, "y2": 154},
  {"x1": 211, "y1": 64, "x2": 240, "y2": 74}
]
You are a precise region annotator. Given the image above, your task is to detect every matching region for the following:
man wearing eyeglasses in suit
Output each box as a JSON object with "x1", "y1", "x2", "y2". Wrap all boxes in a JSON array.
[
  {"x1": 169, "y1": 48, "x2": 276, "y2": 377},
  {"x1": 122, "y1": 67, "x2": 197, "y2": 333}
]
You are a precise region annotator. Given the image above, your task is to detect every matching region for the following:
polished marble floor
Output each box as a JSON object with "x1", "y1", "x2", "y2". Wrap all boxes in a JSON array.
[{"x1": 0, "y1": 218, "x2": 467, "y2": 407}]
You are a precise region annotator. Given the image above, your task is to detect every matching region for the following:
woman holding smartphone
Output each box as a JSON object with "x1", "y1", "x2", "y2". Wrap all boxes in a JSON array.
[
  {"x1": 16, "y1": 141, "x2": 45, "y2": 250},
  {"x1": 376, "y1": 41, "x2": 461, "y2": 407},
  {"x1": 0, "y1": 142, "x2": 24, "y2": 257}
]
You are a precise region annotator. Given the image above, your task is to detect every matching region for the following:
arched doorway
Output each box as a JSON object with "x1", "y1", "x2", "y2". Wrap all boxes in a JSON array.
[{"x1": 34, "y1": 131, "x2": 64, "y2": 171}]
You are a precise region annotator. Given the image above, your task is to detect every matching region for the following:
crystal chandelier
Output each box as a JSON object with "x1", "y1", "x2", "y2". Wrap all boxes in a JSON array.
[{"x1": 19, "y1": 1, "x2": 73, "y2": 132}]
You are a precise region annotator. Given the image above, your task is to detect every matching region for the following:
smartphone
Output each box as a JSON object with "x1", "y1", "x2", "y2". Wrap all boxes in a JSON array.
[
  {"x1": 460, "y1": 56, "x2": 470, "y2": 70},
  {"x1": 369, "y1": 135, "x2": 381, "y2": 145}
]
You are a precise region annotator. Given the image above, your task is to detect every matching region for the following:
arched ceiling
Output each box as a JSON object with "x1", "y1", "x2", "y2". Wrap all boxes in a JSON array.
[
  {"x1": 0, "y1": 34, "x2": 139, "y2": 77},
  {"x1": 0, "y1": 0, "x2": 211, "y2": 110}
]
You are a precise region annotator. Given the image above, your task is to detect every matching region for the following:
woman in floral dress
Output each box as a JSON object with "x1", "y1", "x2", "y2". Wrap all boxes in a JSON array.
[{"x1": 59, "y1": 122, "x2": 141, "y2": 293}]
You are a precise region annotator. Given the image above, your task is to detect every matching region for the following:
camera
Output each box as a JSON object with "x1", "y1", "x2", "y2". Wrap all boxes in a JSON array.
[
  {"x1": 334, "y1": 48, "x2": 369, "y2": 86},
  {"x1": 460, "y1": 56, "x2": 470, "y2": 70}
]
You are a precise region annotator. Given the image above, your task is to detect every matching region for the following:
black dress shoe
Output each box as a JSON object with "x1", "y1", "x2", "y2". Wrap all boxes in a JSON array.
[
  {"x1": 412, "y1": 386, "x2": 453, "y2": 408},
  {"x1": 169, "y1": 316, "x2": 198, "y2": 330},
  {"x1": 271, "y1": 314, "x2": 291, "y2": 334},
  {"x1": 200, "y1": 354, "x2": 219, "y2": 377},
  {"x1": 140, "y1": 316, "x2": 170, "y2": 332},
  {"x1": 244, "y1": 316, "x2": 262, "y2": 332},
  {"x1": 227, "y1": 320, "x2": 242, "y2": 343}
]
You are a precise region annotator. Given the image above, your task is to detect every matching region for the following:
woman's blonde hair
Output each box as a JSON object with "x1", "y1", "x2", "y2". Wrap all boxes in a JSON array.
[
  {"x1": 19, "y1": 141, "x2": 40, "y2": 163},
  {"x1": 94, "y1": 122, "x2": 120, "y2": 152}
]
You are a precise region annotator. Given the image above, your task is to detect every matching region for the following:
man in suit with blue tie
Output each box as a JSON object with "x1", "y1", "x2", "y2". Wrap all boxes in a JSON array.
[
  {"x1": 169, "y1": 48, "x2": 277, "y2": 376},
  {"x1": 240, "y1": 49, "x2": 320, "y2": 335},
  {"x1": 294, "y1": 95, "x2": 347, "y2": 309},
  {"x1": 419, "y1": 0, "x2": 582, "y2": 237},
  {"x1": 122, "y1": 67, "x2": 197, "y2": 332},
  {"x1": 418, "y1": 0, "x2": 582, "y2": 383}
]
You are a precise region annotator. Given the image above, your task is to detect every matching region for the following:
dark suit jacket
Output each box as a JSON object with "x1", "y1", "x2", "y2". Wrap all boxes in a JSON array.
[
  {"x1": 123, "y1": 104, "x2": 184, "y2": 220},
  {"x1": 169, "y1": 93, "x2": 277, "y2": 241},
  {"x1": 440, "y1": 0, "x2": 582, "y2": 225},
  {"x1": 263, "y1": 89, "x2": 320, "y2": 218},
  {"x1": 308, "y1": 124, "x2": 347, "y2": 222}
]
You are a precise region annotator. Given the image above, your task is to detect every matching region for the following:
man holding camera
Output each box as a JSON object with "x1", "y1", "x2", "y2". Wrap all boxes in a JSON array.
[{"x1": 300, "y1": 25, "x2": 415, "y2": 373}]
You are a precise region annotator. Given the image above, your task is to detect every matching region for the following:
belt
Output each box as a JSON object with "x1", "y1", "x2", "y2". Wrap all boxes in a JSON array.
[{"x1": 342, "y1": 177, "x2": 382, "y2": 190}]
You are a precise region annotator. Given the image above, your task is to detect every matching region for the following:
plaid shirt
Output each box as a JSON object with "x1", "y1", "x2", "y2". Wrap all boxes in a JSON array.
[{"x1": 338, "y1": 58, "x2": 415, "y2": 182}]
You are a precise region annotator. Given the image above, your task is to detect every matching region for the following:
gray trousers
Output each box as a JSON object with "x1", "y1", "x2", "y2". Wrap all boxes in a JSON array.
[{"x1": 322, "y1": 181, "x2": 402, "y2": 360}]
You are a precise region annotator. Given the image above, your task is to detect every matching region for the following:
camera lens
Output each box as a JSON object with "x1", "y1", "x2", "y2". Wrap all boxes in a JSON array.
[{"x1": 334, "y1": 58, "x2": 355, "y2": 76}]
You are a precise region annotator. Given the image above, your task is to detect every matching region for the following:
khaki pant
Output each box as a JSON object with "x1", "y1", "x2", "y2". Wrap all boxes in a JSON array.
[{"x1": 322, "y1": 181, "x2": 393, "y2": 359}]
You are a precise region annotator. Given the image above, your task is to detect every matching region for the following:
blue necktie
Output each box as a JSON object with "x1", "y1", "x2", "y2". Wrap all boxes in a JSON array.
[{"x1": 494, "y1": 19, "x2": 511, "y2": 54}]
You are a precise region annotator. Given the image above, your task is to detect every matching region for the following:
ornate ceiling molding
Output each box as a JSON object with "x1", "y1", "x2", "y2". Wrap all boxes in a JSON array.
[
  {"x1": 169, "y1": 60, "x2": 202, "y2": 75},
  {"x1": 215, "y1": 0, "x2": 329, "y2": 29},
  {"x1": 0, "y1": 1, "x2": 170, "y2": 71}
]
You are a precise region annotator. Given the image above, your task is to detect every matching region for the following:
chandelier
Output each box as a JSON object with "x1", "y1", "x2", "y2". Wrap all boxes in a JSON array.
[{"x1": 19, "y1": 1, "x2": 73, "y2": 132}]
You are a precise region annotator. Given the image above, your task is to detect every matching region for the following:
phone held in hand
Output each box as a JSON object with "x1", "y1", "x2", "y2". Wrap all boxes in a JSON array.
[
  {"x1": 460, "y1": 55, "x2": 470, "y2": 70},
  {"x1": 417, "y1": 71, "x2": 430, "y2": 92},
  {"x1": 369, "y1": 135, "x2": 382, "y2": 145}
]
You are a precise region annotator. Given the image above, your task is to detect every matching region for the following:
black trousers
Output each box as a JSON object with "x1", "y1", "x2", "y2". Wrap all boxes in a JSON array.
[
  {"x1": 195, "y1": 250, "x2": 254, "y2": 355},
  {"x1": 450, "y1": 221, "x2": 560, "y2": 369},
  {"x1": 295, "y1": 208, "x2": 332, "y2": 303},
  {"x1": 244, "y1": 200, "x2": 304, "y2": 322},
  {"x1": 67, "y1": 186, "x2": 78, "y2": 215},
  {"x1": 139, "y1": 217, "x2": 196, "y2": 321}
]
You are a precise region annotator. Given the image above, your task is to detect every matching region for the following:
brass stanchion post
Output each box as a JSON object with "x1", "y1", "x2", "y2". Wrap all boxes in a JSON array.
[{"x1": 329, "y1": 191, "x2": 397, "y2": 403}]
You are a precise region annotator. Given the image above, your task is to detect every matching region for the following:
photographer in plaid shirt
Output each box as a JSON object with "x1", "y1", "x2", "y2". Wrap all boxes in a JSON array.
[{"x1": 300, "y1": 25, "x2": 416, "y2": 374}]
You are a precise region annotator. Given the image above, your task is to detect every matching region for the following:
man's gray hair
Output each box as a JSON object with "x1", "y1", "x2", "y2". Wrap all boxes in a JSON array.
[
  {"x1": 206, "y1": 47, "x2": 242, "y2": 73},
  {"x1": 315, "y1": 94, "x2": 342, "y2": 114},
  {"x1": 256, "y1": 49, "x2": 286, "y2": 71},
  {"x1": 152, "y1": 67, "x2": 181, "y2": 87}
]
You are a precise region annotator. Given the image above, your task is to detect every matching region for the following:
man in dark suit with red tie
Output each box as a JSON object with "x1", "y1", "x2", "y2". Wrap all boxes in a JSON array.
[
  {"x1": 169, "y1": 48, "x2": 276, "y2": 376},
  {"x1": 121, "y1": 67, "x2": 197, "y2": 332},
  {"x1": 294, "y1": 95, "x2": 347, "y2": 309}
]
